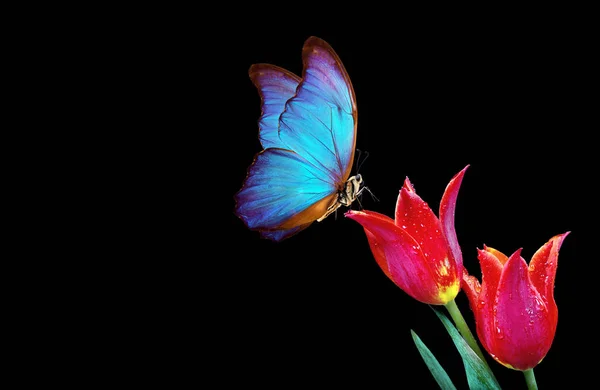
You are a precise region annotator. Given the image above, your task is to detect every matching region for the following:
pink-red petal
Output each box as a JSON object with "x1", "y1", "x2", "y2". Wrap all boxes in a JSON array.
[
  {"x1": 462, "y1": 269, "x2": 481, "y2": 300},
  {"x1": 493, "y1": 250, "x2": 555, "y2": 370},
  {"x1": 345, "y1": 210, "x2": 444, "y2": 304},
  {"x1": 394, "y1": 178, "x2": 451, "y2": 276},
  {"x1": 461, "y1": 268, "x2": 493, "y2": 358},
  {"x1": 478, "y1": 247, "x2": 505, "y2": 298},
  {"x1": 346, "y1": 210, "x2": 394, "y2": 280},
  {"x1": 529, "y1": 232, "x2": 569, "y2": 306},
  {"x1": 475, "y1": 247, "x2": 506, "y2": 356},
  {"x1": 484, "y1": 245, "x2": 509, "y2": 265},
  {"x1": 439, "y1": 165, "x2": 468, "y2": 274},
  {"x1": 461, "y1": 270, "x2": 481, "y2": 313}
]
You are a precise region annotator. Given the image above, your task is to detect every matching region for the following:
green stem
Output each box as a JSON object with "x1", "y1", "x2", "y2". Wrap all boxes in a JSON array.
[
  {"x1": 444, "y1": 299, "x2": 491, "y2": 371},
  {"x1": 523, "y1": 368, "x2": 537, "y2": 390}
]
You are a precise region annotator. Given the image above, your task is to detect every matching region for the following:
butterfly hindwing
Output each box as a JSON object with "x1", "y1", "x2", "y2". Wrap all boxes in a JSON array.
[{"x1": 235, "y1": 147, "x2": 338, "y2": 231}]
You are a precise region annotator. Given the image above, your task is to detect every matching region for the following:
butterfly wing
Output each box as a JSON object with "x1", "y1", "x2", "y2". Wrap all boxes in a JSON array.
[
  {"x1": 235, "y1": 148, "x2": 338, "y2": 240},
  {"x1": 249, "y1": 64, "x2": 301, "y2": 149},
  {"x1": 278, "y1": 37, "x2": 358, "y2": 185},
  {"x1": 235, "y1": 37, "x2": 358, "y2": 241}
]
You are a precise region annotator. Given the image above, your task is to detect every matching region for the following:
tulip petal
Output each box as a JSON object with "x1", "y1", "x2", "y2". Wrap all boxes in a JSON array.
[
  {"x1": 493, "y1": 250, "x2": 554, "y2": 371},
  {"x1": 461, "y1": 271, "x2": 481, "y2": 299},
  {"x1": 461, "y1": 270, "x2": 481, "y2": 315},
  {"x1": 439, "y1": 165, "x2": 468, "y2": 274},
  {"x1": 479, "y1": 247, "x2": 505, "y2": 293},
  {"x1": 345, "y1": 210, "x2": 394, "y2": 279},
  {"x1": 394, "y1": 178, "x2": 458, "y2": 289},
  {"x1": 469, "y1": 248, "x2": 504, "y2": 356},
  {"x1": 529, "y1": 232, "x2": 569, "y2": 308},
  {"x1": 345, "y1": 210, "x2": 448, "y2": 304},
  {"x1": 484, "y1": 245, "x2": 509, "y2": 265}
]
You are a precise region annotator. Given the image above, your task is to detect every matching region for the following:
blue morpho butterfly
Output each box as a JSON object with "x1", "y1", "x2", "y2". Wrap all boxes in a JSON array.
[{"x1": 234, "y1": 36, "x2": 364, "y2": 241}]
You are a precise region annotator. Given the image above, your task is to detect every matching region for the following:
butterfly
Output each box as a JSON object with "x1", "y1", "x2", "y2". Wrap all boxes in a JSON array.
[{"x1": 234, "y1": 36, "x2": 364, "y2": 241}]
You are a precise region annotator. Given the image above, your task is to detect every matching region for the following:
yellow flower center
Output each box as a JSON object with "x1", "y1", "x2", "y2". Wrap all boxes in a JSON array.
[{"x1": 437, "y1": 279, "x2": 460, "y2": 303}]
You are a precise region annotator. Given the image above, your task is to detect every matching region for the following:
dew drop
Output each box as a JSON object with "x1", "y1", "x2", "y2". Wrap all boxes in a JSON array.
[{"x1": 495, "y1": 327, "x2": 504, "y2": 339}]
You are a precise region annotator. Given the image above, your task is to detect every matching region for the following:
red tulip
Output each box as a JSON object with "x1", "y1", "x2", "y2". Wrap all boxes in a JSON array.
[
  {"x1": 462, "y1": 232, "x2": 570, "y2": 371},
  {"x1": 345, "y1": 166, "x2": 468, "y2": 305}
]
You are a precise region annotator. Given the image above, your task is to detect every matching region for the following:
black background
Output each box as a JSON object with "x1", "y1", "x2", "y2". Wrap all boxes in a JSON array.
[
  {"x1": 112, "y1": 14, "x2": 596, "y2": 389},
  {"x1": 22, "y1": 8, "x2": 593, "y2": 389},
  {"x1": 211, "y1": 27, "x2": 588, "y2": 389}
]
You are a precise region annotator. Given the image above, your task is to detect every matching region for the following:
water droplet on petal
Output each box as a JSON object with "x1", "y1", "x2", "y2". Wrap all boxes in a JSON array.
[{"x1": 495, "y1": 327, "x2": 504, "y2": 339}]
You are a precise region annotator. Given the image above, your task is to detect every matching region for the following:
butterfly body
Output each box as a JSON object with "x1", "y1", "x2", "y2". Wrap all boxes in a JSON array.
[
  {"x1": 235, "y1": 37, "x2": 362, "y2": 241},
  {"x1": 317, "y1": 173, "x2": 364, "y2": 222}
]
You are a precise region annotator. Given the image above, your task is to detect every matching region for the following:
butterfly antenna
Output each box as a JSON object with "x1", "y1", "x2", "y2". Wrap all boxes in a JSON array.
[{"x1": 355, "y1": 149, "x2": 370, "y2": 174}]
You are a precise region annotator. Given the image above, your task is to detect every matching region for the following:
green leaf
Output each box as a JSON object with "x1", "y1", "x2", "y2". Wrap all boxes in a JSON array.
[
  {"x1": 411, "y1": 329, "x2": 458, "y2": 390},
  {"x1": 430, "y1": 306, "x2": 502, "y2": 390}
]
